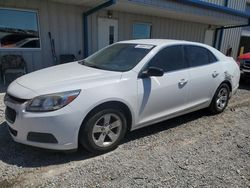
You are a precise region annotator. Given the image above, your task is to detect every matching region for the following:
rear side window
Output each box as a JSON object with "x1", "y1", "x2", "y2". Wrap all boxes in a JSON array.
[
  {"x1": 185, "y1": 45, "x2": 217, "y2": 67},
  {"x1": 208, "y1": 51, "x2": 218, "y2": 63},
  {"x1": 148, "y1": 45, "x2": 187, "y2": 72}
]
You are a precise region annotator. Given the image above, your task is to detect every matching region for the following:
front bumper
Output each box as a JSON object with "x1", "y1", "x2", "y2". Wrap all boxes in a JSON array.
[
  {"x1": 4, "y1": 97, "x2": 83, "y2": 151},
  {"x1": 241, "y1": 70, "x2": 250, "y2": 79}
]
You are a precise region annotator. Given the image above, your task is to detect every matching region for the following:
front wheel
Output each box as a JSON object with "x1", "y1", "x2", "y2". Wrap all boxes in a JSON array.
[
  {"x1": 209, "y1": 83, "x2": 230, "y2": 114},
  {"x1": 79, "y1": 107, "x2": 127, "y2": 154}
]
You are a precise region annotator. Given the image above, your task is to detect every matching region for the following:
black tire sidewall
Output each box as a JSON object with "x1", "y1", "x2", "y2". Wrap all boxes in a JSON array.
[{"x1": 79, "y1": 108, "x2": 127, "y2": 153}]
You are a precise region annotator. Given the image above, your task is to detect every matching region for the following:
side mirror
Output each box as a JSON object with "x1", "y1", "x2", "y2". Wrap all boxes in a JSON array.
[{"x1": 140, "y1": 66, "x2": 164, "y2": 78}]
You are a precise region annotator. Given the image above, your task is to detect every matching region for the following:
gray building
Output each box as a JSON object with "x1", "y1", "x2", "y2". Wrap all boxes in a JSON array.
[{"x1": 0, "y1": 0, "x2": 249, "y2": 74}]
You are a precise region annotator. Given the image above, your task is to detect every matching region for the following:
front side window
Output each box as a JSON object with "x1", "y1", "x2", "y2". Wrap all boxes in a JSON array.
[
  {"x1": 185, "y1": 45, "x2": 216, "y2": 67},
  {"x1": 0, "y1": 8, "x2": 40, "y2": 49},
  {"x1": 132, "y1": 23, "x2": 151, "y2": 39},
  {"x1": 148, "y1": 45, "x2": 187, "y2": 72},
  {"x1": 80, "y1": 43, "x2": 155, "y2": 72}
]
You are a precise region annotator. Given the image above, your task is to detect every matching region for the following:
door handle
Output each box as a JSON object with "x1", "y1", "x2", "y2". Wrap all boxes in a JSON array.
[
  {"x1": 212, "y1": 71, "x2": 219, "y2": 78},
  {"x1": 179, "y1": 79, "x2": 188, "y2": 86}
]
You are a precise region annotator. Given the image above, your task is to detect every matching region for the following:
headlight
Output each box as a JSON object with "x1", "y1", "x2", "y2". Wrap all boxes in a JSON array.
[{"x1": 26, "y1": 90, "x2": 81, "y2": 112}]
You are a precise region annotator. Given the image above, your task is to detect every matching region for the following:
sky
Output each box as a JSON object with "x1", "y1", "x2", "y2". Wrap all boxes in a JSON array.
[{"x1": 0, "y1": 9, "x2": 38, "y2": 31}]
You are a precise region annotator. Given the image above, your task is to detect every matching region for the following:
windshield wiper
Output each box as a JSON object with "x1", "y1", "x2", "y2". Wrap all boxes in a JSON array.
[
  {"x1": 86, "y1": 64, "x2": 103, "y2": 69},
  {"x1": 79, "y1": 60, "x2": 103, "y2": 70}
]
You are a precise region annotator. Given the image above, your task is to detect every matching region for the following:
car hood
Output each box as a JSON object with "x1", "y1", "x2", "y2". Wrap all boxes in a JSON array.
[{"x1": 8, "y1": 62, "x2": 122, "y2": 98}]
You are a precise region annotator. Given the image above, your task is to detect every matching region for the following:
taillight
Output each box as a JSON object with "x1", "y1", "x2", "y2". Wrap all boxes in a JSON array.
[
  {"x1": 236, "y1": 59, "x2": 242, "y2": 67},
  {"x1": 236, "y1": 60, "x2": 241, "y2": 67}
]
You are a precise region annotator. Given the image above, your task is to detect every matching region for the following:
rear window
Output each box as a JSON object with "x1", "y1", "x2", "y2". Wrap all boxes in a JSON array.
[{"x1": 208, "y1": 51, "x2": 218, "y2": 63}]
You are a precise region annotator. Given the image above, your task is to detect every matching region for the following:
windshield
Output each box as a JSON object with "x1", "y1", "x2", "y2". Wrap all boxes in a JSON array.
[{"x1": 80, "y1": 43, "x2": 155, "y2": 72}]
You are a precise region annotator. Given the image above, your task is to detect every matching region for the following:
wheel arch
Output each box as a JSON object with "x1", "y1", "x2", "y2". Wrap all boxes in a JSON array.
[
  {"x1": 221, "y1": 80, "x2": 232, "y2": 93},
  {"x1": 78, "y1": 100, "x2": 134, "y2": 142},
  {"x1": 210, "y1": 79, "x2": 232, "y2": 106}
]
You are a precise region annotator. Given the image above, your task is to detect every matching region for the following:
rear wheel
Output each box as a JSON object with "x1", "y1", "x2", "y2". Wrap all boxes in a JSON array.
[
  {"x1": 209, "y1": 83, "x2": 230, "y2": 114},
  {"x1": 79, "y1": 107, "x2": 127, "y2": 154}
]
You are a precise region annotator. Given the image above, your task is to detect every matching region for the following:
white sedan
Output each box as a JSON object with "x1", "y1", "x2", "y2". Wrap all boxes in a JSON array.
[{"x1": 4, "y1": 39, "x2": 240, "y2": 153}]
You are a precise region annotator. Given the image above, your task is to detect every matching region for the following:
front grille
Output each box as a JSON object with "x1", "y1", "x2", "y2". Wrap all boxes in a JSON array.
[
  {"x1": 8, "y1": 126, "x2": 17, "y2": 136},
  {"x1": 243, "y1": 60, "x2": 250, "y2": 69},
  {"x1": 5, "y1": 107, "x2": 16, "y2": 124},
  {"x1": 4, "y1": 94, "x2": 28, "y2": 104}
]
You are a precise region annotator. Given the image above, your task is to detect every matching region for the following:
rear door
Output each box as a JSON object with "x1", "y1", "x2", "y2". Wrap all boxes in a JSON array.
[
  {"x1": 184, "y1": 45, "x2": 222, "y2": 108},
  {"x1": 137, "y1": 45, "x2": 190, "y2": 125}
]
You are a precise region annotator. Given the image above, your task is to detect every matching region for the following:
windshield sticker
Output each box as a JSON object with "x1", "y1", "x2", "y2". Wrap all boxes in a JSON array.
[{"x1": 135, "y1": 45, "x2": 154, "y2": 49}]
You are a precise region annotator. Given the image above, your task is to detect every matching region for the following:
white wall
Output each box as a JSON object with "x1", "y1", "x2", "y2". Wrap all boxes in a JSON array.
[{"x1": 88, "y1": 10, "x2": 208, "y2": 54}]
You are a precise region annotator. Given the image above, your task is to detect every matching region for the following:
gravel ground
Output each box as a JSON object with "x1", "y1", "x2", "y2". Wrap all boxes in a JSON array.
[{"x1": 0, "y1": 83, "x2": 249, "y2": 188}]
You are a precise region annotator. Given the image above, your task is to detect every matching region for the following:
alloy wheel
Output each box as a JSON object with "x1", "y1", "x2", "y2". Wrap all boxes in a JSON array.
[
  {"x1": 92, "y1": 113, "x2": 122, "y2": 147},
  {"x1": 216, "y1": 87, "x2": 229, "y2": 110}
]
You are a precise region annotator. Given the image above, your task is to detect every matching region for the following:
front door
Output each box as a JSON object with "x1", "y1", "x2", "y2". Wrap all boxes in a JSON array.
[
  {"x1": 98, "y1": 18, "x2": 118, "y2": 50},
  {"x1": 137, "y1": 45, "x2": 190, "y2": 125}
]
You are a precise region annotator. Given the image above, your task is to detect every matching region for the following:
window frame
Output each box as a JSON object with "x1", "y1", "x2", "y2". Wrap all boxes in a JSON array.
[
  {"x1": 0, "y1": 7, "x2": 42, "y2": 51},
  {"x1": 183, "y1": 45, "x2": 218, "y2": 68},
  {"x1": 132, "y1": 22, "x2": 152, "y2": 39}
]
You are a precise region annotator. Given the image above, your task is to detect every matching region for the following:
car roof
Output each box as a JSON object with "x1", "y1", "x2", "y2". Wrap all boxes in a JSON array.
[
  {"x1": 118, "y1": 39, "x2": 203, "y2": 47},
  {"x1": 117, "y1": 39, "x2": 227, "y2": 61}
]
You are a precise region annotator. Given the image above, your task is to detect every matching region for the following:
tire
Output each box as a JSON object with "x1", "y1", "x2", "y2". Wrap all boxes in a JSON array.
[
  {"x1": 79, "y1": 107, "x2": 127, "y2": 154},
  {"x1": 209, "y1": 83, "x2": 230, "y2": 114}
]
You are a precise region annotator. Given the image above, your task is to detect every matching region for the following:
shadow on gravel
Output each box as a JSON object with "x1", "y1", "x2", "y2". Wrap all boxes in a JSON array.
[
  {"x1": 0, "y1": 109, "x2": 210, "y2": 168},
  {"x1": 0, "y1": 122, "x2": 94, "y2": 168},
  {"x1": 123, "y1": 109, "x2": 210, "y2": 144}
]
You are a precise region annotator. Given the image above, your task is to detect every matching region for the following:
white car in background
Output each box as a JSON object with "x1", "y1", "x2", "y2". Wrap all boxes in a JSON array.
[
  {"x1": 15, "y1": 38, "x2": 40, "y2": 48},
  {"x1": 0, "y1": 38, "x2": 40, "y2": 48},
  {"x1": 4, "y1": 39, "x2": 240, "y2": 153}
]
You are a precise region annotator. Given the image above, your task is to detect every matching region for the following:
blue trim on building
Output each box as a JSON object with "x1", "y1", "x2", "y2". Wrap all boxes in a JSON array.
[
  {"x1": 217, "y1": 0, "x2": 229, "y2": 51},
  {"x1": 83, "y1": 0, "x2": 116, "y2": 58},
  {"x1": 176, "y1": 0, "x2": 250, "y2": 18}
]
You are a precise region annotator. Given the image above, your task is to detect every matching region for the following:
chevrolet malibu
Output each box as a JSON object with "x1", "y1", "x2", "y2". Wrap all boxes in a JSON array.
[{"x1": 4, "y1": 39, "x2": 240, "y2": 153}]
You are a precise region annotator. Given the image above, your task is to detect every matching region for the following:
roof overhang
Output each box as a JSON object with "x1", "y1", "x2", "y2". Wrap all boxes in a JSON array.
[
  {"x1": 110, "y1": 0, "x2": 249, "y2": 26},
  {"x1": 51, "y1": 0, "x2": 249, "y2": 26},
  {"x1": 51, "y1": 0, "x2": 107, "y2": 7},
  {"x1": 177, "y1": 0, "x2": 250, "y2": 19}
]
